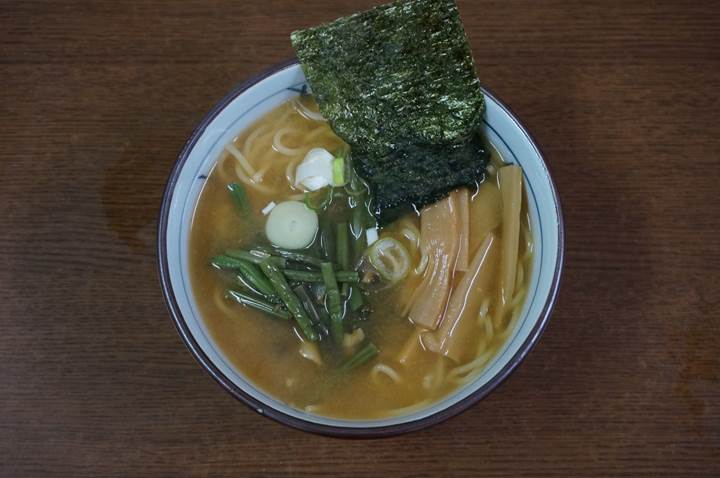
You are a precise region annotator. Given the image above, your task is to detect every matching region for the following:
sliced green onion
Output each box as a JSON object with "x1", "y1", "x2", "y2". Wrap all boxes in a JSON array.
[
  {"x1": 265, "y1": 200, "x2": 318, "y2": 250},
  {"x1": 366, "y1": 237, "x2": 411, "y2": 283},
  {"x1": 332, "y1": 156, "x2": 345, "y2": 186}
]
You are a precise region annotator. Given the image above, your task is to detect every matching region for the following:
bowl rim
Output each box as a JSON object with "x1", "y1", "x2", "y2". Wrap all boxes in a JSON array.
[{"x1": 157, "y1": 58, "x2": 565, "y2": 438}]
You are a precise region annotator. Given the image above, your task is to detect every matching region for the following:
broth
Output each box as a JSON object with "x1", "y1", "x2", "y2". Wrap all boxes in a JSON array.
[{"x1": 189, "y1": 97, "x2": 533, "y2": 419}]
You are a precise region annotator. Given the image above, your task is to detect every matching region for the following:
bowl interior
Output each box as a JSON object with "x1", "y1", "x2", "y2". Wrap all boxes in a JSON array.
[{"x1": 160, "y1": 61, "x2": 562, "y2": 433}]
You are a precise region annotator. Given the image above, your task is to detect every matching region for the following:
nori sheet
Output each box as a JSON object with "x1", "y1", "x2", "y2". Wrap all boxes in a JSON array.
[{"x1": 292, "y1": 0, "x2": 489, "y2": 225}]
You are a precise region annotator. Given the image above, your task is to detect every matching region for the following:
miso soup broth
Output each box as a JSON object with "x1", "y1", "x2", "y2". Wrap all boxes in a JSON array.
[{"x1": 189, "y1": 97, "x2": 533, "y2": 419}]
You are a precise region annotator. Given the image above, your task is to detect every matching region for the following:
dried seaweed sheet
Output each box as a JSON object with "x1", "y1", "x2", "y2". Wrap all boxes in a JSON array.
[{"x1": 292, "y1": 0, "x2": 489, "y2": 224}]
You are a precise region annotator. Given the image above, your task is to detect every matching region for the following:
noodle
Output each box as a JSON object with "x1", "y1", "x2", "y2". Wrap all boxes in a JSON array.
[
  {"x1": 476, "y1": 298, "x2": 490, "y2": 321},
  {"x1": 252, "y1": 161, "x2": 272, "y2": 183},
  {"x1": 497, "y1": 287, "x2": 527, "y2": 340},
  {"x1": 387, "y1": 399, "x2": 432, "y2": 416},
  {"x1": 220, "y1": 142, "x2": 278, "y2": 194},
  {"x1": 225, "y1": 142, "x2": 256, "y2": 177},
  {"x1": 299, "y1": 341, "x2": 323, "y2": 366},
  {"x1": 515, "y1": 261, "x2": 525, "y2": 292},
  {"x1": 397, "y1": 328, "x2": 423, "y2": 364},
  {"x1": 509, "y1": 286, "x2": 527, "y2": 309},
  {"x1": 214, "y1": 154, "x2": 236, "y2": 184},
  {"x1": 482, "y1": 315, "x2": 494, "y2": 341},
  {"x1": 273, "y1": 127, "x2": 305, "y2": 156},
  {"x1": 475, "y1": 337, "x2": 488, "y2": 356},
  {"x1": 243, "y1": 125, "x2": 268, "y2": 158},
  {"x1": 371, "y1": 363, "x2": 403, "y2": 385},
  {"x1": 274, "y1": 105, "x2": 294, "y2": 126},
  {"x1": 305, "y1": 125, "x2": 332, "y2": 143},
  {"x1": 491, "y1": 292, "x2": 526, "y2": 340},
  {"x1": 448, "y1": 349, "x2": 495, "y2": 384},
  {"x1": 234, "y1": 162, "x2": 277, "y2": 194},
  {"x1": 285, "y1": 155, "x2": 304, "y2": 188},
  {"x1": 476, "y1": 297, "x2": 494, "y2": 339},
  {"x1": 293, "y1": 97, "x2": 326, "y2": 122},
  {"x1": 422, "y1": 356, "x2": 446, "y2": 391},
  {"x1": 521, "y1": 221, "x2": 534, "y2": 261}
]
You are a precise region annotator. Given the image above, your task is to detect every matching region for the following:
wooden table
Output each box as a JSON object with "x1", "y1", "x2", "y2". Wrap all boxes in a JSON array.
[{"x1": 2, "y1": 0, "x2": 718, "y2": 475}]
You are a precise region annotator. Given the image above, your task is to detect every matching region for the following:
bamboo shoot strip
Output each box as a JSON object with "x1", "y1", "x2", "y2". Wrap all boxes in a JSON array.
[
  {"x1": 423, "y1": 233, "x2": 499, "y2": 362},
  {"x1": 340, "y1": 342, "x2": 379, "y2": 372},
  {"x1": 321, "y1": 262, "x2": 344, "y2": 344},
  {"x1": 453, "y1": 188, "x2": 470, "y2": 271},
  {"x1": 260, "y1": 259, "x2": 319, "y2": 341},
  {"x1": 226, "y1": 290, "x2": 291, "y2": 320},
  {"x1": 468, "y1": 180, "x2": 502, "y2": 256},
  {"x1": 498, "y1": 165, "x2": 522, "y2": 305},
  {"x1": 408, "y1": 194, "x2": 460, "y2": 330},
  {"x1": 284, "y1": 269, "x2": 359, "y2": 283}
]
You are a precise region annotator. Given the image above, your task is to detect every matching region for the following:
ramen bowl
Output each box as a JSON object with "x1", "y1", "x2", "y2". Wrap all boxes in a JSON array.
[{"x1": 158, "y1": 59, "x2": 564, "y2": 437}]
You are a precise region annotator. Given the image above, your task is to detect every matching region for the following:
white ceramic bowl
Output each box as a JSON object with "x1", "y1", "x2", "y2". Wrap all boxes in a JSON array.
[{"x1": 158, "y1": 59, "x2": 564, "y2": 436}]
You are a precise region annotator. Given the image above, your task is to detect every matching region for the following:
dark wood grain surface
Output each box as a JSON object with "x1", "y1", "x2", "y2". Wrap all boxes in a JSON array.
[{"x1": 1, "y1": 0, "x2": 718, "y2": 476}]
